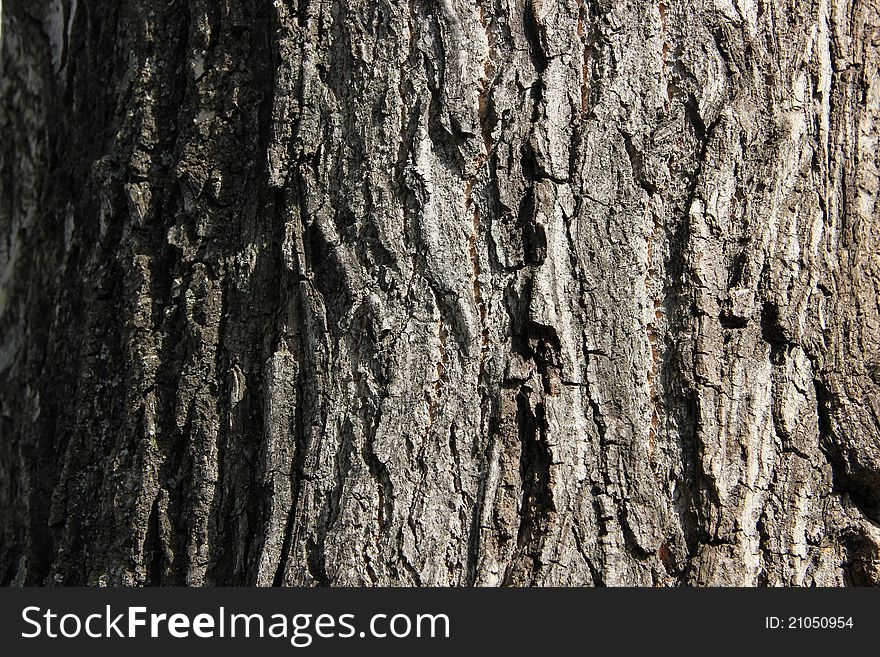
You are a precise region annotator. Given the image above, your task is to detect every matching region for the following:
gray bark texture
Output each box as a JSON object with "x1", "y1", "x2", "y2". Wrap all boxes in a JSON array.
[{"x1": 1, "y1": 0, "x2": 879, "y2": 587}]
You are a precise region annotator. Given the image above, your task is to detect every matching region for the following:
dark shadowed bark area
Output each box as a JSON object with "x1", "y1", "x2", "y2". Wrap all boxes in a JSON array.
[{"x1": 1, "y1": 0, "x2": 879, "y2": 586}]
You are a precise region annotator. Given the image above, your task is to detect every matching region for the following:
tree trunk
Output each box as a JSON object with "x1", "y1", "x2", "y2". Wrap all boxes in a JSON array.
[{"x1": 1, "y1": 0, "x2": 879, "y2": 587}]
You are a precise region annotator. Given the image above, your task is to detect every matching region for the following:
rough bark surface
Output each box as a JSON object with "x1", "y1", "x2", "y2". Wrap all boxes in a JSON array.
[{"x1": 1, "y1": 0, "x2": 879, "y2": 586}]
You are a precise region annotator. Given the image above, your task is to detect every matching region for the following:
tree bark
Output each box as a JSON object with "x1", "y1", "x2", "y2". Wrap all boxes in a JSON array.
[{"x1": 1, "y1": 0, "x2": 879, "y2": 586}]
